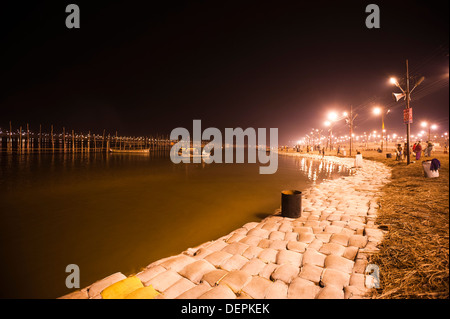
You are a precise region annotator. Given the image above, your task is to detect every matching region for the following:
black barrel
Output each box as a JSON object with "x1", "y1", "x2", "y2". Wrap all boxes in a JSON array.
[{"x1": 281, "y1": 190, "x2": 302, "y2": 218}]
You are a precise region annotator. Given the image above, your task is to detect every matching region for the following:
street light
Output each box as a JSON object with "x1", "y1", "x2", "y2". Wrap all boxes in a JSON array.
[
  {"x1": 328, "y1": 112, "x2": 338, "y2": 122},
  {"x1": 325, "y1": 109, "x2": 357, "y2": 155},
  {"x1": 421, "y1": 122, "x2": 438, "y2": 141},
  {"x1": 309, "y1": 128, "x2": 323, "y2": 149},
  {"x1": 324, "y1": 120, "x2": 333, "y2": 151},
  {"x1": 373, "y1": 106, "x2": 390, "y2": 151},
  {"x1": 390, "y1": 60, "x2": 424, "y2": 165},
  {"x1": 344, "y1": 106, "x2": 358, "y2": 156},
  {"x1": 326, "y1": 111, "x2": 342, "y2": 152}
]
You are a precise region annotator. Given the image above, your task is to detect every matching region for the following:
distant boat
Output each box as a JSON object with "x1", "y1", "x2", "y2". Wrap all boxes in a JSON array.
[
  {"x1": 109, "y1": 148, "x2": 150, "y2": 153},
  {"x1": 179, "y1": 147, "x2": 210, "y2": 159}
]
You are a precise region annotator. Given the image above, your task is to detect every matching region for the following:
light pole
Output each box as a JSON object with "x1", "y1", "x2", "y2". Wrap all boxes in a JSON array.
[
  {"x1": 390, "y1": 60, "x2": 424, "y2": 165},
  {"x1": 373, "y1": 106, "x2": 390, "y2": 152},
  {"x1": 324, "y1": 121, "x2": 333, "y2": 151},
  {"x1": 325, "y1": 109, "x2": 357, "y2": 155},
  {"x1": 325, "y1": 111, "x2": 339, "y2": 152},
  {"x1": 421, "y1": 121, "x2": 437, "y2": 141},
  {"x1": 444, "y1": 132, "x2": 448, "y2": 153},
  {"x1": 364, "y1": 132, "x2": 367, "y2": 150},
  {"x1": 343, "y1": 106, "x2": 358, "y2": 156},
  {"x1": 311, "y1": 128, "x2": 323, "y2": 150}
]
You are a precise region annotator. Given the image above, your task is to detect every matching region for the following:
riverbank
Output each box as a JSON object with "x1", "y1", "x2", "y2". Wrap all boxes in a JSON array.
[
  {"x1": 292, "y1": 149, "x2": 449, "y2": 298},
  {"x1": 359, "y1": 151, "x2": 449, "y2": 299},
  {"x1": 60, "y1": 152, "x2": 392, "y2": 299}
]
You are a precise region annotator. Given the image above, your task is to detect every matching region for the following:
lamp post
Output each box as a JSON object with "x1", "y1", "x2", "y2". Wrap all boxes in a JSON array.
[
  {"x1": 444, "y1": 132, "x2": 448, "y2": 153},
  {"x1": 324, "y1": 121, "x2": 333, "y2": 151},
  {"x1": 390, "y1": 60, "x2": 424, "y2": 165},
  {"x1": 325, "y1": 109, "x2": 357, "y2": 156},
  {"x1": 373, "y1": 106, "x2": 390, "y2": 152},
  {"x1": 421, "y1": 121, "x2": 437, "y2": 141},
  {"x1": 305, "y1": 134, "x2": 310, "y2": 148},
  {"x1": 364, "y1": 132, "x2": 367, "y2": 150},
  {"x1": 325, "y1": 111, "x2": 339, "y2": 152},
  {"x1": 343, "y1": 106, "x2": 358, "y2": 156}
]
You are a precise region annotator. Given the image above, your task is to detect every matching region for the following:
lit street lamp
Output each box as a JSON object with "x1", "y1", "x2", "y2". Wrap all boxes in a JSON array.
[
  {"x1": 325, "y1": 109, "x2": 357, "y2": 155},
  {"x1": 390, "y1": 60, "x2": 424, "y2": 165},
  {"x1": 420, "y1": 121, "x2": 438, "y2": 141},
  {"x1": 343, "y1": 107, "x2": 358, "y2": 156},
  {"x1": 373, "y1": 106, "x2": 390, "y2": 151},
  {"x1": 324, "y1": 120, "x2": 333, "y2": 151},
  {"x1": 324, "y1": 111, "x2": 347, "y2": 152}
]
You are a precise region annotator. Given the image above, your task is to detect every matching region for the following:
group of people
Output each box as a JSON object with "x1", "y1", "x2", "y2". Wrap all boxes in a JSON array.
[
  {"x1": 413, "y1": 141, "x2": 434, "y2": 159},
  {"x1": 396, "y1": 141, "x2": 434, "y2": 161}
]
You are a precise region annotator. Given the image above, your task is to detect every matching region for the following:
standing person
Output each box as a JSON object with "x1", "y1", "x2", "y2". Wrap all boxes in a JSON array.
[
  {"x1": 337, "y1": 145, "x2": 341, "y2": 156},
  {"x1": 427, "y1": 141, "x2": 434, "y2": 157},
  {"x1": 396, "y1": 144, "x2": 403, "y2": 161},
  {"x1": 322, "y1": 146, "x2": 325, "y2": 158},
  {"x1": 424, "y1": 141, "x2": 430, "y2": 157},
  {"x1": 415, "y1": 142, "x2": 422, "y2": 160},
  {"x1": 412, "y1": 142, "x2": 417, "y2": 154}
]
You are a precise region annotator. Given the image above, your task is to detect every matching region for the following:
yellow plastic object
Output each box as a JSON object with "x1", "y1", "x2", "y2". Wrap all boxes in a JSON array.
[
  {"x1": 125, "y1": 285, "x2": 160, "y2": 299},
  {"x1": 101, "y1": 276, "x2": 144, "y2": 299}
]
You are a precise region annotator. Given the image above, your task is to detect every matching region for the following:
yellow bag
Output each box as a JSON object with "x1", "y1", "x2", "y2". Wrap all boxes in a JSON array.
[
  {"x1": 125, "y1": 286, "x2": 160, "y2": 299},
  {"x1": 101, "y1": 276, "x2": 144, "y2": 299}
]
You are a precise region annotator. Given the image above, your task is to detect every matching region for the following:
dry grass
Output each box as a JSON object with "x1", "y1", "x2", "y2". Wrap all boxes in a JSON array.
[{"x1": 361, "y1": 150, "x2": 449, "y2": 299}]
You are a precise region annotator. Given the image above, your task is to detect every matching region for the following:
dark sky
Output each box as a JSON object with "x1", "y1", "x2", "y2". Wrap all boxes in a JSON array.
[{"x1": 1, "y1": 0, "x2": 448, "y2": 144}]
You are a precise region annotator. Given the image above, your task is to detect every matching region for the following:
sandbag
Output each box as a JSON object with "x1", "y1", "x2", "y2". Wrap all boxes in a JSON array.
[
  {"x1": 101, "y1": 276, "x2": 144, "y2": 299},
  {"x1": 125, "y1": 285, "x2": 160, "y2": 299}
]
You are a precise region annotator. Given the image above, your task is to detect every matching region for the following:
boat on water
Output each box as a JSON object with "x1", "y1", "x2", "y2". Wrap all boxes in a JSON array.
[
  {"x1": 109, "y1": 148, "x2": 150, "y2": 153},
  {"x1": 178, "y1": 147, "x2": 210, "y2": 159}
]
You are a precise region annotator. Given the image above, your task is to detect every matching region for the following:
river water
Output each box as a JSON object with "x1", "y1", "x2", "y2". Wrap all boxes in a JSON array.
[{"x1": 0, "y1": 151, "x2": 350, "y2": 298}]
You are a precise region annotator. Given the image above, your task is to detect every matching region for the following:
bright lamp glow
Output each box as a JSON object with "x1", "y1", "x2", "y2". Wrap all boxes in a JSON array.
[
  {"x1": 431, "y1": 124, "x2": 437, "y2": 130},
  {"x1": 324, "y1": 121, "x2": 331, "y2": 127},
  {"x1": 421, "y1": 121, "x2": 427, "y2": 127},
  {"x1": 328, "y1": 112, "x2": 338, "y2": 121},
  {"x1": 373, "y1": 107, "x2": 382, "y2": 115},
  {"x1": 389, "y1": 77, "x2": 397, "y2": 84}
]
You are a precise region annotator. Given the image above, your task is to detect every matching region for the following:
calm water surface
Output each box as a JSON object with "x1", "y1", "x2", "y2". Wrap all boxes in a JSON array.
[{"x1": 0, "y1": 152, "x2": 349, "y2": 298}]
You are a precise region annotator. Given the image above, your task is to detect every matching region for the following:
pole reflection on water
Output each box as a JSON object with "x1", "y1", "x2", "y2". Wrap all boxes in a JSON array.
[{"x1": 0, "y1": 152, "x2": 349, "y2": 298}]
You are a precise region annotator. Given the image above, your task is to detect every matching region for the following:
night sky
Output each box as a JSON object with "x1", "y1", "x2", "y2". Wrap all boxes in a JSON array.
[{"x1": 1, "y1": 0, "x2": 448, "y2": 144}]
